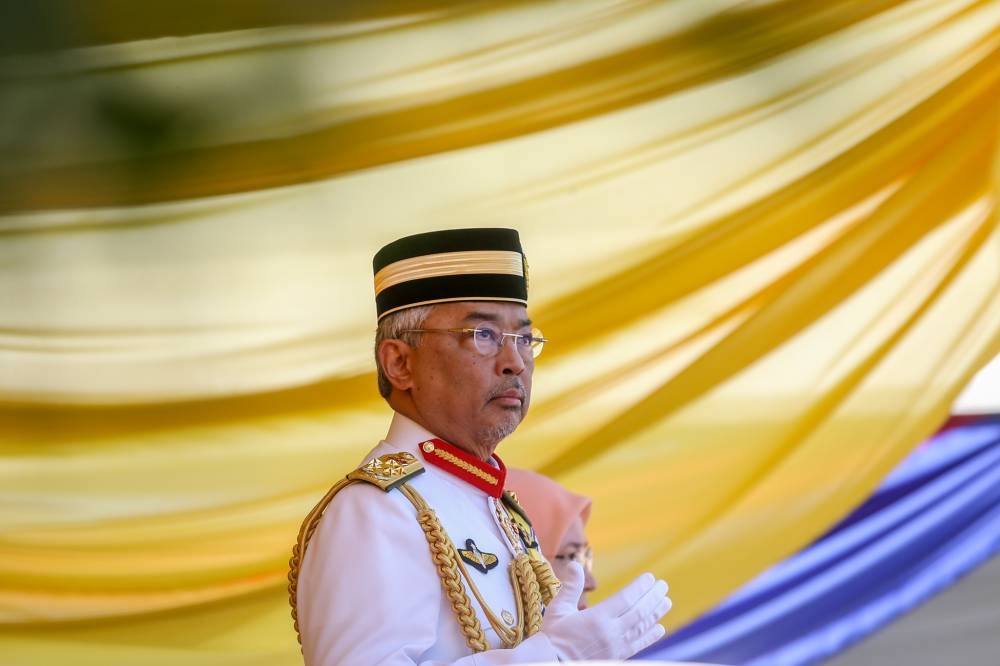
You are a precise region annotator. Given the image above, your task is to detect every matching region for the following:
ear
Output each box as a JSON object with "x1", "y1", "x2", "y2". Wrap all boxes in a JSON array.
[{"x1": 378, "y1": 339, "x2": 415, "y2": 392}]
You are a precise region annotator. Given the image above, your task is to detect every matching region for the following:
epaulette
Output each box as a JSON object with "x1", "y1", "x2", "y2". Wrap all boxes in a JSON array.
[{"x1": 347, "y1": 452, "x2": 425, "y2": 491}]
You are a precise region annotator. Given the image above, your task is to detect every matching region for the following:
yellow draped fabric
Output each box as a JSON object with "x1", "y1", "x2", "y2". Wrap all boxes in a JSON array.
[{"x1": 2, "y1": 1, "x2": 999, "y2": 663}]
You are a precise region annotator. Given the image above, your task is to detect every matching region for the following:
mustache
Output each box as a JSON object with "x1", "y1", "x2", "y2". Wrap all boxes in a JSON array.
[{"x1": 487, "y1": 379, "x2": 526, "y2": 401}]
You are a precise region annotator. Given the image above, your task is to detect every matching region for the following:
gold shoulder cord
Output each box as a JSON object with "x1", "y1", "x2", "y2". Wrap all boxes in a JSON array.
[
  {"x1": 287, "y1": 477, "x2": 360, "y2": 645},
  {"x1": 494, "y1": 495, "x2": 561, "y2": 611},
  {"x1": 287, "y1": 465, "x2": 560, "y2": 653},
  {"x1": 397, "y1": 484, "x2": 559, "y2": 650}
]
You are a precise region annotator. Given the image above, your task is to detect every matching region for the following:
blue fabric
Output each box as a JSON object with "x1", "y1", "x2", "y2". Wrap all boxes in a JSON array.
[{"x1": 638, "y1": 416, "x2": 1000, "y2": 666}]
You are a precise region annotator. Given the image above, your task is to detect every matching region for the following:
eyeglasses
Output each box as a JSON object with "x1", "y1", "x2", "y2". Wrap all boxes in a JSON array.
[
  {"x1": 554, "y1": 545, "x2": 593, "y2": 573},
  {"x1": 403, "y1": 325, "x2": 547, "y2": 359}
]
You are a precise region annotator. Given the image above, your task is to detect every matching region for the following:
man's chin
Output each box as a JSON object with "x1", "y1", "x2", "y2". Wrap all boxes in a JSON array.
[{"x1": 479, "y1": 418, "x2": 521, "y2": 448}]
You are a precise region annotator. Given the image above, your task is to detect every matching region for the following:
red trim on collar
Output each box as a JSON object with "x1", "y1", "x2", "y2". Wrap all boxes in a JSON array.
[{"x1": 418, "y1": 438, "x2": 507, "y2": 498}]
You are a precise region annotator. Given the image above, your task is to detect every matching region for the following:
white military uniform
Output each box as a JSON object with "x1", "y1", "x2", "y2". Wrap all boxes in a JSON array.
[{"x1": 297, "y1": 413, "x2": 563, "y2": 665}]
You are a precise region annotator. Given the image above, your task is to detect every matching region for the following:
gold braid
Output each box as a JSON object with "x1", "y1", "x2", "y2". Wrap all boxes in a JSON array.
[
  {"x1": 401, "y1": 485, "x2": 557, "y2": 650},
  {"x1": 497, "y1": 490, "x2": 560, "y2": 606},
  {"x1": 530, "y1": 557, "x2": 561, "y2": 606},
  {"x1": 401, "y1": 486, "x2": 490, "y2": 652},
  {"x1": 288, "y1": 478, "x2": 358, "y2": 648},
  {"x1": 511, "y1": 554, "x2": 544, "y2": 637},
  {"x1": 288, "y1": 474, "x2": 551, "y2": 654}
]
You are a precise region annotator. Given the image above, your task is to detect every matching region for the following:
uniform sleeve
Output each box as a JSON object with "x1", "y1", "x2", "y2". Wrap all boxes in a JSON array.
[{"x1": 297, "y1": 483, "x2": 562, "y2": 666}]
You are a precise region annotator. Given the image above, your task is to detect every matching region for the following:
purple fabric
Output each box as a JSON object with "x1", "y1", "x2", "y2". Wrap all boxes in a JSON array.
[{"x1": 637, "y1": 415, "x2": 1000, "y2": 666}]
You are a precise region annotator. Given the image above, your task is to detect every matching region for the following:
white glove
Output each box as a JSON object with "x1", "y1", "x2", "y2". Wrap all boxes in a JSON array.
[{"x1": 540, "y1": 561, "x2": 672, "y2": 661}]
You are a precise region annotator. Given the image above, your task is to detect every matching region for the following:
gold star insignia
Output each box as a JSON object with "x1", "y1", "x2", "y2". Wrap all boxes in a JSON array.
[{"x1": 348, "y1": 453, "x2": 424, "y2": 491}]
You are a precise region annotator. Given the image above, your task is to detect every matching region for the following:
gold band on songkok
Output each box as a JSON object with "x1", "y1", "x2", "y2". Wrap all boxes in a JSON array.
[{"x1": 374, "y1": 250, "x2": 524, "y2": 295}]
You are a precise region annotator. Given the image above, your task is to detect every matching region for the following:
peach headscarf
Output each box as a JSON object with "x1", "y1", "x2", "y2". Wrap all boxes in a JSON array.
[{"x1": 505, "y1": 468, "x2": 592, "y2": 560}]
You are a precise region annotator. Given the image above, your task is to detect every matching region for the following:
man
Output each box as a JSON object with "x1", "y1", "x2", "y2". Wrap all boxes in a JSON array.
[{"x1": 289, "y1": 228, "x2": 671, "y2": 665}]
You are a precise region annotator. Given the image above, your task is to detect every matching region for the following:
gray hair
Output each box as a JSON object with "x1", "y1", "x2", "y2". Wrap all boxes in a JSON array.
[{"x1": 375, "y1": 305, "x2": 433, "y2": 399}]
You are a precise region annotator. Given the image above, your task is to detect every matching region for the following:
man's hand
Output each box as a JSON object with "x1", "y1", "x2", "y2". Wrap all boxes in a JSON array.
[{"x1": 540, "y1": 562, "x2": 672, "y2": 661}]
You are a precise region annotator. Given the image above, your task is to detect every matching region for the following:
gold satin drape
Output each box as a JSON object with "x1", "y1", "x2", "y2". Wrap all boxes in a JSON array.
[{"x1": 2, "y1": 1, "x2": 999, "y2": 663}]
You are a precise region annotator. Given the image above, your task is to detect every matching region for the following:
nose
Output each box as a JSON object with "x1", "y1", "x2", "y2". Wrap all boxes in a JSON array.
[
  {"x1": 496, "y1": 337, "x2": 527, "y2": 375},
  {"x1": 584, "y1": 568, "x2": 597, "y2": 593}
]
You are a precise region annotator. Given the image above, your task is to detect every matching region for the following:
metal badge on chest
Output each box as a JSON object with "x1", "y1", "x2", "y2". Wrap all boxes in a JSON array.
[{"x1": 458, "y1": 538, "x2": 499, "y2": 574}]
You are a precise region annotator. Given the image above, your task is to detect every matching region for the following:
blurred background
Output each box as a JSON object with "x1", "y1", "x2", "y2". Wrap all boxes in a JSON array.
[{"x1": 1, "y1": 1, "x2": 998, "y2": 665}]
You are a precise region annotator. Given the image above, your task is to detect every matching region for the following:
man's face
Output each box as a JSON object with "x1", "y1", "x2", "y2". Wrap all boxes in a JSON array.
[{"x1": 407, "y1": 301, "x2": 534, "y2": 458}]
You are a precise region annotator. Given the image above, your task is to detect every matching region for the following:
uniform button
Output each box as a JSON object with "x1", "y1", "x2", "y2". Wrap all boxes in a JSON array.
[{"x1": 422, "y1": 441, "x2": 435, "y2": 453}]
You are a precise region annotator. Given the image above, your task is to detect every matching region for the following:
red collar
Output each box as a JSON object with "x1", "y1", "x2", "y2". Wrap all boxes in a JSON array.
[{"x1": 418, "y1": 438, "x2": 507, "y2": 498}]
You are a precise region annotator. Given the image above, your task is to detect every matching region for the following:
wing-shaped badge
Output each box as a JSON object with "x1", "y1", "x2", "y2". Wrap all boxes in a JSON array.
[{"x1": 458, "y1": 538, "x2": 499, "y2": 574}]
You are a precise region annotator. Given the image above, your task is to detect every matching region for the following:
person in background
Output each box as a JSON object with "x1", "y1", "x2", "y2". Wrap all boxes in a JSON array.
[{"x1": 505, "y1": 468, "x2": 597, "y2": 610}]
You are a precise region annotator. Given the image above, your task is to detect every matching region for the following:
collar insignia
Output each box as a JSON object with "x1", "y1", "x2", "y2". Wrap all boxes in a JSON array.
[
  {"x1": 419, "y1": 438, "x2": 507, "y2": 498},
  {"x1": 458, "y1": 539, "x2": 499, "y2": 574}
]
